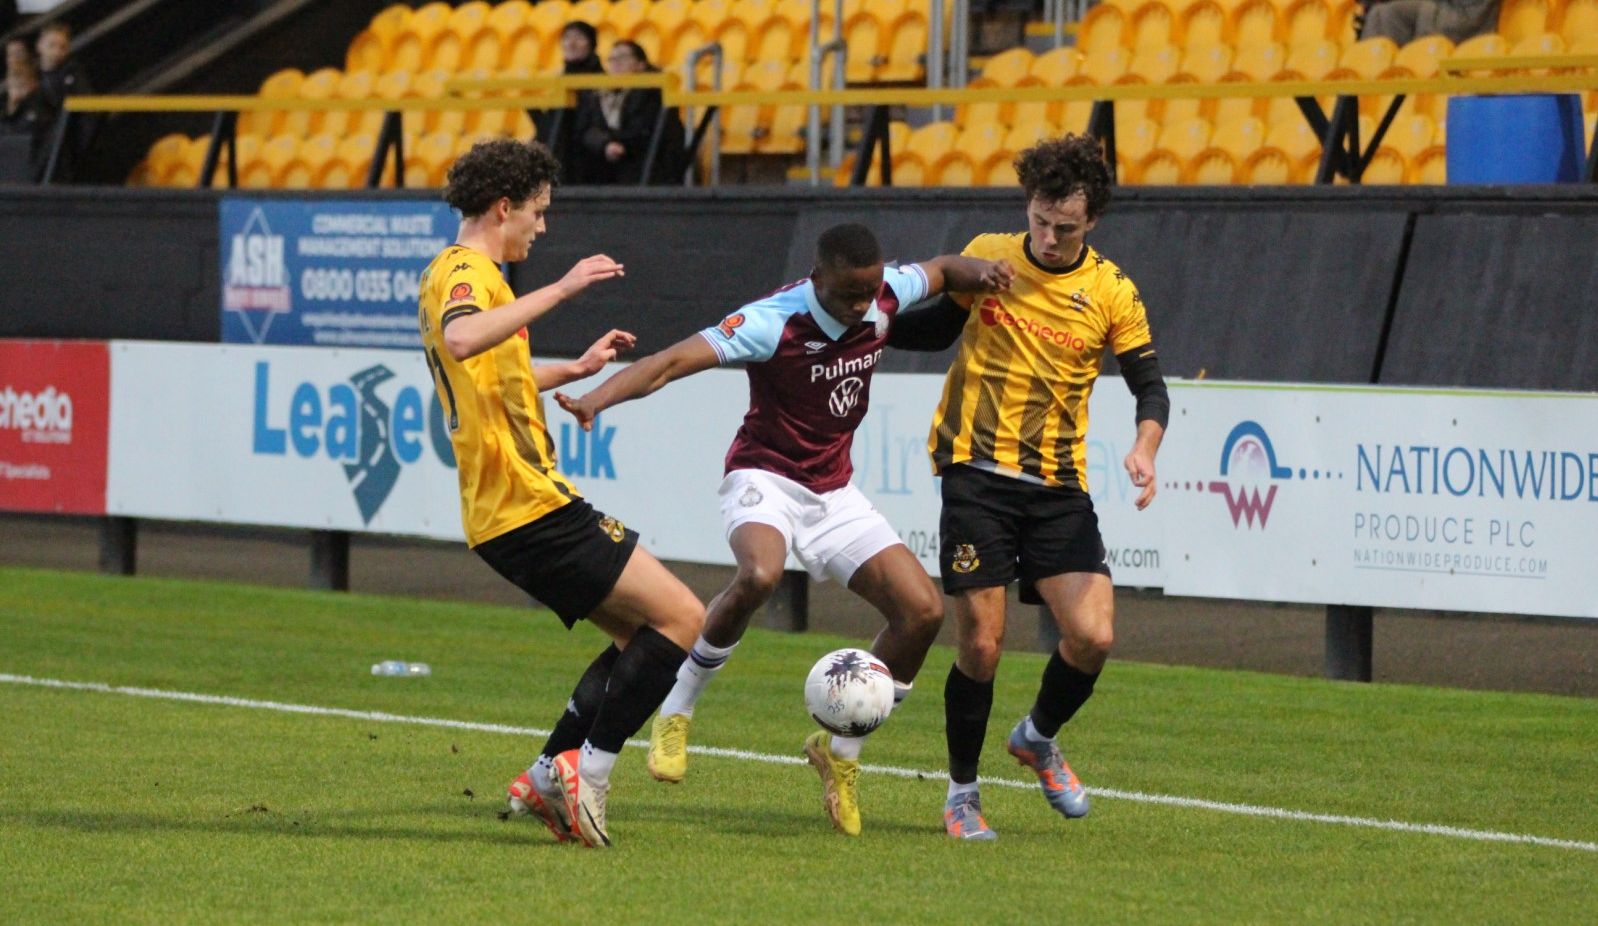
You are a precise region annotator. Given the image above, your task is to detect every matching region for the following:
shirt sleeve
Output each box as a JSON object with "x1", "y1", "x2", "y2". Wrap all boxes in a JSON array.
[
  {"x1": 697, "y1": 297, "x2": 790, "y2": 365},
  {"x1": 432, "y1": 255, "x2": 499, "y2": 331},
  {"x1": 1108, "y1": 273, "x2": 1154, "y2": 356},
  {"x1": 882, "y1": 262, "x2": 931, "y2": 308}
]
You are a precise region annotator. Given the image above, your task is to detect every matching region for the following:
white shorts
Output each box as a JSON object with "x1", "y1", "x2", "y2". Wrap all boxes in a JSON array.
[{"x1": 718, "y1": 469, "x2": 903, "y2": 586}]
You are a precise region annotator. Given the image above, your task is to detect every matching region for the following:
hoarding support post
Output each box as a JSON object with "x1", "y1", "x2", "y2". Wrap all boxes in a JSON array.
[
  {"x1": 1325, "y1": 605, "x2": 1373, "y2": 682},
  {"x1": 98, "y1": 517, "x2": 137, "y2": 576},
  {"x1": 310, "y1": 530, "x2": 350, "y2": 592},
  {"x1": 763, "y1": 569, "x2": 809, "y2": 633}
]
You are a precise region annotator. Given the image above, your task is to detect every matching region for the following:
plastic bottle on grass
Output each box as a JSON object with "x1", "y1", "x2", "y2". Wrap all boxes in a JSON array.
[{"x1": 371, "y1": 660, "x2": 431, "y2": 677}]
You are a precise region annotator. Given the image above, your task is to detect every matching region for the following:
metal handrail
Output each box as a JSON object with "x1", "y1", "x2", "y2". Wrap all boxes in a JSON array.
[
  {"x1": 808, "y1": 38, "x2": 847, "y2": 185},
  {"x1": 684, "y1": 42, "x2": 724, "y2": 187}
]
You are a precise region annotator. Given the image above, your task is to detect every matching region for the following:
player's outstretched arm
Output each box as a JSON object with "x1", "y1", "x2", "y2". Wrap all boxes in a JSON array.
[
  {"x1": 442, "y1": 254, "x2": 624, "y2": 361},
  {"x1": 555, "y1": 333, "x2": 720, "y2": 432},
  {"x1": 534, "y1": 328, "x2": 637, "y2": 391},
  {"x1": 916, "y1": 255, "x2": 1015, "y2": 296},
  {"x1": 1118, "y1": 344, "x2": 1170, "y2": 510}
]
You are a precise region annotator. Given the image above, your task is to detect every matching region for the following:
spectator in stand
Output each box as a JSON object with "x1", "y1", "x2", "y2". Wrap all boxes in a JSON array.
[
  {"x1": 1, "y1": 1, "x2": 19, "y2": 39},
  {"x1": 1359, "y1": 0, "x2": 1501, "y2": 44},
  {"x1": 3, "y1": 38, "x2": 55, "y2": 181},
  {"x1": 572, "y1": 41, "x2": 685, "y2": 185},
  {"x1": 34, "y1": 22, "x2": 93, "y2": 180},
  {"x1": 534, "y1": 20, "x2": 604, "y2": 184}
]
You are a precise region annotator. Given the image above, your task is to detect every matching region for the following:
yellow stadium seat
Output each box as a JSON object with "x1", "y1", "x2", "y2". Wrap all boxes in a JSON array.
[
  {"x1": 1383, "y1": 112, "x2": 1439, "y2": 159},
  {"x1": 1413, "y1": 146, "x2": 1447, "y2": 184},
  {"x1": 609, "y1": 0, "x2": 653, "y2": 39},
  {"x1": 1115, "y1": 116, "x2": 1161, "y2": 166},
  {"x1": 322, "y1": 70, "x2": 374, "y2": 138},
  {"x1": 979, "y1": 47, "x2": 1035, "y2": 86},
  {"x1": 428, "y1": 2, "x2": 490, "y2": 72},
  {"x1": 1450, "y1": 33, "x2": 1508, "y2": 66},
  {"x1": 759, "y1": 60, "x2": 808, "y2": 154},
  {"x1": 1179, "y1": 0, "x2": 1231, "y2": 49},
  {"x1": 931, "y1": 152, "x2": 978, "y2": 186},
  {"x1": 1330, "y1": 0, "x2": 1361, "y2": 44},
  {"x1": 1330, "y1": 37, "x2": 1398, "y2": 79},
  {"x1": 983, "y1": 154, "x2": 1019, "y2": 187},
  {"x1": 954, "y1": 77, "x2": 1006, "y2": 130},
  {"x1": 284, "y1": 134, "x2": 337, "y2": 189},
  {"x1": 253, "y1": 135, "x2": 299, "y2": 188},
  {"x1": 958, "y1": 121, "x2": 1006, "y2": 166},
  {"x1": 1209, "y1": 115, "x2": 1267, "y2": 158},
  {"x1": 842, "y1": 11, "x2": 884, "y2": 81},
  {"x1": 1230, "y1": 0, "x2": 1282, "y2": 50},
  {"x1": 1055, "y1": 98, "x2": 1096, "y2": 134},
  {"x1": 1179, "y1": 43, "x2": 1233, "y2": 82},
  {"x1": 1282, "y1": 0, "x2": 1331, "y2": 49},
  {"x1": 1499, "y1": 0, "x2": 1554, "y2": 45},
  {"x1": 1074, "y1": 44, "x2": 1133, "y2": 85},
  {"x1": 333, "y1": 134, "x2": 377, "y2": 188},
  {"x1": 1078, "y1": 1, "x2": 1130, "y2": 54},
  {"x1": 391, "y1": 1, "x2": 450, "y2": 73},
  {"x1": 1384, "y1": 35, "x2": 1453, "y2": 77},
  {"x1": 241, "y1": 68, "x2": 302, "y2": 136},
  {"x1": 1138, "y1": 116, "x2": 1212, "y2": 182},
  {"x1": 1127, "y1": 42, "x2": 1181, "y2": 81},
  {"x1": 370, "y1": 3, "x2": 412, "y2": 37},
  {"x1": 715, "y1": 16, "x2": 757, "y2": 65},
  {"x1": 1186, "y1": 148, "x2": 1238, "y2": 183},
  {"x1": 1241, "y1": 120, "x2": 1314, "y2": 183},
  {"x1": 905, "y1": 121, "x2": 959, "y2": 164},
  {"x1": 409, "y1": 70, "x2": 462, "y2": 137},
  {"x1": 404, "y1": 131, "x2": 457, "y2": 188},
  {"x1": 1128, "y1": 0, "x2": 1180, "y2": 51},
  {"x1": 1029, "y1": 46, "x2": 1082, "y2": 85},
  {"x1": 1510, "y1": 31, "x2": 1566, "y2": 59},
  {"x1": 1228, "y1": 41, "x2": 1286, "y2": 80},
  {"x1": 1361, "y1": 146, "x2": 1408, "y2": 184},
  {"x1": 1003, "y1": 120, "x2": 1052, "y2": 154},
  {"x1": 1559, "y1": 0, "x2": 1598, "y2": 44},
  {"x1": 891, "y1": 151, "x2": 927, "y2": 187},
  {"x1": 1280, "y1": 38, "x2": 1340, "y2": 79},
  {"x1": 346, "y1": 29, "x2": 390, "y2": 73},
  {"x1": 748, "y1": 7, "x2": 802, "y2": 64},
  {"x1": 281, "y1": 66, "x2": 339, "y2": 138},
  {"x1": 145, "y1": 132, "x2": 187, "y2": 175},
  {"x1": 719, "y1": 63, "x2": 774, "y2": 154},
  {"x1": 522, "y1": 2, "x2": 571, "y2": 70},
  {"x1": 876, "y1": 11, "x2": 929, "y2": 82},
  {"x1": 568, "y1": 0, "x2": 608, "y2": 30}
]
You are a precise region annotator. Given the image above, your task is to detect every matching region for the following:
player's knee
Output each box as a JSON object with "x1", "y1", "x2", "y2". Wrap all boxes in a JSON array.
[
  {"x1": 731, "y1": 561, "x2": 783, "y2": 604},
  {"x1": 962, "y1": 635, "x2": 1004, "y2": 677},
  {"x1": 904, "y1": 585, "x2": 945, "y2": 638},
  {"x1": 1065, "y1": 624, "x2": 1114, "y2": 665},
  {"x1": 649, "y1": 586, "x2": 706, "y2": 647}
]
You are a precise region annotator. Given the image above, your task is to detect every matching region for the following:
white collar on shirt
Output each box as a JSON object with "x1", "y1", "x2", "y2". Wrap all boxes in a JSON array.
[{"x1": 803, "y1": 277, "x2": 880, "y2": 341}]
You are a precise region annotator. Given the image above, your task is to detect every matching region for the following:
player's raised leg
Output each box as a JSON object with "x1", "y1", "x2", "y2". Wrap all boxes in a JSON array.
[
  {"x1": 943, "y1": 586, "x2": 1006, "y2": 840},
  {"x1": 1005, "y1": 570, "x2": 1112, "y2": 820},
  {"x1": 647, "y1": 520, "x2": 788, "y2": 782},
  {"x1": 556, "y1": 544, "x2": 704, "y2": 847}
]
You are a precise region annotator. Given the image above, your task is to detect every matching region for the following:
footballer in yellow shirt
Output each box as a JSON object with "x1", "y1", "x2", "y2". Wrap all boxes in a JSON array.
[
  {"x1": 418, "y1": 139, "x2": 703, "y2": 849},
  {"x1": 889, "y1": 135, "x2": 1170, "y2": 841}
]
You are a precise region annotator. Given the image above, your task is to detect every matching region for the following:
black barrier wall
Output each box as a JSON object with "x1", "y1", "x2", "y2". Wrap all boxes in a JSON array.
[{"x1": 2, "y1": 186, "x2": 1596, "y2": 391}]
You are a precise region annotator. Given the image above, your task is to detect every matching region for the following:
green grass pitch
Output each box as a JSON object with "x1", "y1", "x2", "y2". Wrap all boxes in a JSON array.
[{"x1": 2, "y1": 566, "x2": 1594, "y2": 924}]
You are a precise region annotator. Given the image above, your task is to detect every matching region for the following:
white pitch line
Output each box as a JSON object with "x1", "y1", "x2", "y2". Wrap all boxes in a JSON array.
[{"x1": 4, "y1": 672, "x2": 1594, "y2": 854}]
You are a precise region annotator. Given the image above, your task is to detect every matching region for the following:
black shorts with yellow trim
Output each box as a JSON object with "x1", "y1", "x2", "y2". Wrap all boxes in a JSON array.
[
  {"x1": 473, "y1": 498, "x2": 639, "y2": 628},
  {"x1": 938, "y1": 463, "x2": 1110, "y2": 604}
]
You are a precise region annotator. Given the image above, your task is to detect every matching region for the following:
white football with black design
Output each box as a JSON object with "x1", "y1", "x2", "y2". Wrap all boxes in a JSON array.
[{"x1": 804, "y1": 647, "x2": 895, "y2": 737}]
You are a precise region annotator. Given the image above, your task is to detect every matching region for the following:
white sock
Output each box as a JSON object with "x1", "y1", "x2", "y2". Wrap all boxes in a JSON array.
[
  {"x1": 947, "y1": 779, "x2": 979, "y2": 800},
  {"x1": 830, "y1": 733, "x2": 864, "y2": 760},
  {"x1": 1022, "y1": 715, "x2": 1050, "y2": 743},
  {"x1": 657, "y1": 636, "x2": 738, "y2": 718},
  {"x1": 529, "y1": 755, "x2": 556, "y2": 792},
  {"x1": 578, "y1": 742, "x2": 618, "y2": 787},
  {"x1": 892, "y1": 680, "x2": 912, "y2": 709}
]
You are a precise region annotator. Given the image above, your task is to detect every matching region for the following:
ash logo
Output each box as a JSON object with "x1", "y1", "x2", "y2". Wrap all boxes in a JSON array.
[
  {"x1": 223, "y1": 207, "x2": 291, "y2": 343},
  {"x1": 1207, "y1": 420, "x2": 1293, "y2": 529},
  {"x1": 828, "y1": 376, "x2": 864, "y2": 417}
]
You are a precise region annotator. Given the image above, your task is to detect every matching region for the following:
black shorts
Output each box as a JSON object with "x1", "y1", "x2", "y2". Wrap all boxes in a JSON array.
[
  {"x1": 473, "y1": 499, "x2": 639, "y2": 628},
  {"x1": 938, "y1": 463, "x2": 1110, "y2": 604}
]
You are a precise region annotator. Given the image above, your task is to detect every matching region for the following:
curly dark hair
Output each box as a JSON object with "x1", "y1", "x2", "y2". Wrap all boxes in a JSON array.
[
  {"x1": 1014, "y1": 134, "x2": 1112, "y2": 221},
  {"x1": 444, "y1": 139, "x2": 561, "y2": 218}
]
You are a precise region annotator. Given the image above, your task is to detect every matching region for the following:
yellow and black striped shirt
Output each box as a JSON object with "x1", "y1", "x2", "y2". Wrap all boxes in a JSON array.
[
  {"x1": 418, "y1": 244, "x2": 578, "y2": 546},
  {"x1": 929, "y1": 234, "x2": 1154, "y2": 491}
]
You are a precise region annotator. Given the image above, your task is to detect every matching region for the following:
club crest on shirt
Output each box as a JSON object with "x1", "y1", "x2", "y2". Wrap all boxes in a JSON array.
[
  {"x1": 739, "y1": 485, "x2": 763, "y2": 507},
  {"x1": 449, "y1": 282, "x2": 473, "y2": 302},
  {"x1": 950, "y1": 543, "x2": 981, "y2": 574},
  {"x1": 828, "y1": 376, "x2": 865, "y2": 417},
  {"x1": 1068, "y1": 290, "x2": 1092, "y2": 313},
  {"x1": 597, "y1": 516, "x2": 626, "y2": 542},
  {"x1": 717, "y1": 313, "x2": 745, "y2": 339}
]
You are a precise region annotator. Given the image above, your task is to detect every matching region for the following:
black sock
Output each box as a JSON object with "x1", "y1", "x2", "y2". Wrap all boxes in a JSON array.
[
  {"x1": 1030, "y1": 649, "x2": 1099, "y2": 740},
  {"x1": 541, "y1": 644, "x2": 620, "y2": 759},
  {"x1": 584, "y1": 627, "x2": 688, "y2": 754},
  {"x1": 944, "y1": 663, "x2": 994, "y2": 785}
]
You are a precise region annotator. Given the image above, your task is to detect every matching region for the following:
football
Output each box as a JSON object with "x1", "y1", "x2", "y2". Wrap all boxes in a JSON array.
[{"x1": 803, "y1": 647, "x2": 895, "y2": 737}]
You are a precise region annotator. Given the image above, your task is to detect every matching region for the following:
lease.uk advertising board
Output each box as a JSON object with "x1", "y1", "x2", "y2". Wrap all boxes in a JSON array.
[
  {"x1": 219, "y1": 198, "x2": 458, "y2": 350},
  {"x1": 0, "y1": 340, "x2": 108, "y2": 514}
]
